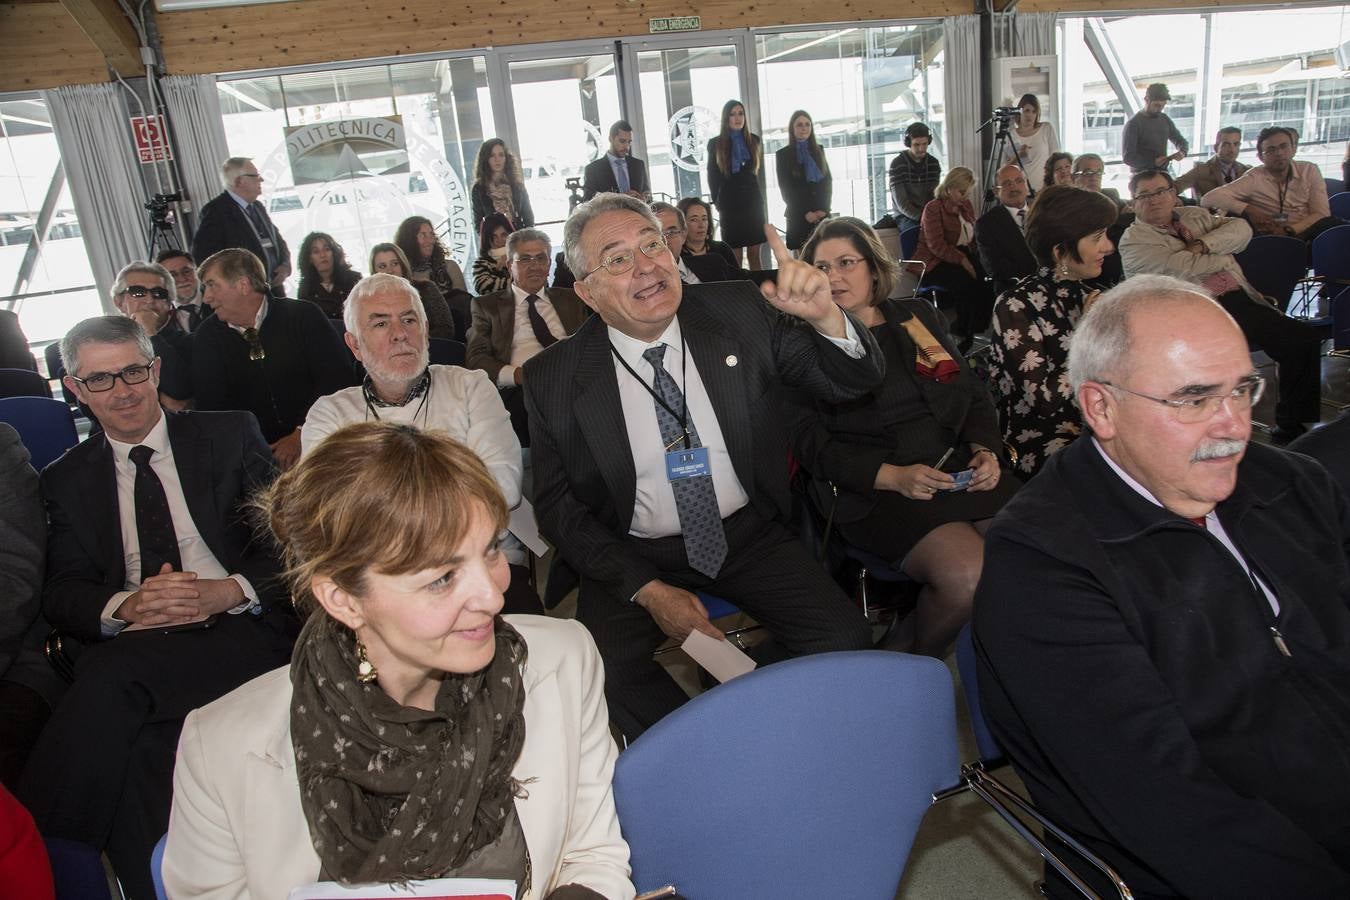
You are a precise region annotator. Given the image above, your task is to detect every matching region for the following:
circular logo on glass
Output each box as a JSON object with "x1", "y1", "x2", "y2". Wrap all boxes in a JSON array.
[{"x1": 668, "y1": 105, "x2": 715, "y2": 173}]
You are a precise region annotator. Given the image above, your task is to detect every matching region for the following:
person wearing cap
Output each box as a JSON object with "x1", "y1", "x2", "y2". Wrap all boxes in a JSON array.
[{"x1": 1121, "y1": 83, "x2": 1188, "y2": 173}]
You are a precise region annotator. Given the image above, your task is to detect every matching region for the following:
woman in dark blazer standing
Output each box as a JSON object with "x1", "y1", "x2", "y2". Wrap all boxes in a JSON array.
[
  {"x1": 775, "y1": 110, "x2": 832, "y2": 251},
  {"x1": 792, "y1": 217, "x2": 1018, "y2": 658},
  {"x1": 471, "y1": 139, "x2": 534, "y2": 233},
  {"x1": 706, "y1": 99, "x2": 766, "y2": 268}
]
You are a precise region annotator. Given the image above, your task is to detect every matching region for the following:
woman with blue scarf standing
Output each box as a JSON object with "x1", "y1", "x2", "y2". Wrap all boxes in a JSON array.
[
  {"x1": 706, "y1": 99, "x2": 767, "y2": 268},
  {"x1": 775, "y1": 110, "x2": 833, "y2": 251}
]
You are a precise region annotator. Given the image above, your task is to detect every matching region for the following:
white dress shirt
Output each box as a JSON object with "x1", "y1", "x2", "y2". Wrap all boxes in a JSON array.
[
  {"x1": 676, "y1": 258, "x2": 702, "y2": 285},
  {"x1": 1093, "y1": 438, "x2": 1278, "y2": 615},
  {"x1": 610, "y1": 315, "x2": 864, "y2": 539},
  {"x1": 101, "y1": 412, "x2": 258, "y2": 635},
  {"x1": 497, "y1": 283, "x2": 568, "y2": 388}
]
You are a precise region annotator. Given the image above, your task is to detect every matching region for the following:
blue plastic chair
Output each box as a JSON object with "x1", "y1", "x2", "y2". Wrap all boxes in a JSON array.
[
  {"x1": 1330, "y1": 191, "x2": 1350, "y2": 221},
  {"x1": 429, "y1": 337, "x2": 467, "y2": 367},
  {"x1": 44, "y1": 837, "x2": 113, "y2": 900},
  {"x1": 0, "y1": 366, "x2": 51, "y2": 399},
  {"x1": 1324, "y1": 177, "x2": 1345, "y2": 198},
  {"x1": 613, "y1": 650, "x2": 959, "y2": 899},
  {"x1": 1233, "y1": 234, "x2": 1308, "y2": 313},
  {"x1": 0, "y1": 396, "x2": 78, "y2": 470},
  {"x1": 151, "y1": 833, "x2": 168, "y2": 900}
]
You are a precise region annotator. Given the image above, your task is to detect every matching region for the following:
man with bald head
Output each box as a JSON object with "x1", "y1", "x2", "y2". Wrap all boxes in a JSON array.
[
  {"x1": 974, "y1": 275, "x2": 1350, "y2": 898},
  {"x1": 526, "y1": 193, "x2": 880, "y2": 738}
]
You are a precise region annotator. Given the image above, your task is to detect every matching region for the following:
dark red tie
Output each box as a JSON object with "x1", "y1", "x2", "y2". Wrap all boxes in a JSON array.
[
  {"x1": 1187, "y1": 516, "x2": 1206, "y2": 529},
  {"x1": 130, "y1": 445, "x2": 181, "y2": 581}
]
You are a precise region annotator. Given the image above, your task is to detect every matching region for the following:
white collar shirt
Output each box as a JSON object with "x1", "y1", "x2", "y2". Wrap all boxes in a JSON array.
[{"x1": 498, "y1": 283, "x2": 567, "y2": 388}]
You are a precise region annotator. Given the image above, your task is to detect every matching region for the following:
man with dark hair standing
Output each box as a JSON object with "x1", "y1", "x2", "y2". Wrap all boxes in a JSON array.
[
  {"x1": 193, "y1": 249, "x2": 355, "y2": 469},
  {"x1": 581, "y1": 121, "x2": 650, "y2": 201},
  {"x1": 1174, "y1": 126, "x2": 1250, "y2": 200},
  {"x1": 192, "y1": 157, "x2": 291, "y2": 293},
  {"x1": 888, "y1": 122, "x2": 941, "y2": 231},
  {"x1": 18, "y1": 316, "x2": 294, "y2": 899},
  {"x1": 1121, "y1": 83, "x2": 1188, "y2": 173},
  {"x1": 154, "y1": 249, "x2": 210, "y2": 332},
  {"x1": 1202, "y1": 126, "x2": 1343, "y2": 242}
]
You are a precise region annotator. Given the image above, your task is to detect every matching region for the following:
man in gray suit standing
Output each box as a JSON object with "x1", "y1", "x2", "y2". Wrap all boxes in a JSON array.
[
  {"x1": 467, "y1": 228, "x2": 588, "y2": 445},
  {"x1": 525, "y1": 194, "x2": 879, "y2": 739}
]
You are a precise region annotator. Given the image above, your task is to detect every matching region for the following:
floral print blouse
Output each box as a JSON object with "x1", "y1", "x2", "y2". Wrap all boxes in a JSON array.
[{"x1": 989, "y1": 268, "x2": 1093, "y2": 477}]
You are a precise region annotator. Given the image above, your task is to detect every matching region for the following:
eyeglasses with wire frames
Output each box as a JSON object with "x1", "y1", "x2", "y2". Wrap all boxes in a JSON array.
[
  {"x1": 813, "y1": 256, "x2": 866, "y2": 275},
  {"x1": 242, "y1": 327, "x2": 266, "y2": 362},
  {"x1": 68, "y1": 361, "x2": 156, "y2": 393},
  {"x1": 660, "y1": 227, "x2": 686, "y2": 243},
  {"x1": 1099, "y1": 375, "x2": 1265, "y2": 424},
  {"x1": 580, "y1": 236, "x2": 668, "y2": 280}
]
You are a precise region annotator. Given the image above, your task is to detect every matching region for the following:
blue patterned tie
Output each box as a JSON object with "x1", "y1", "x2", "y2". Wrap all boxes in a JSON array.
[{"x1": 642, "y1": 344, "x2": 727, "y2": 578}]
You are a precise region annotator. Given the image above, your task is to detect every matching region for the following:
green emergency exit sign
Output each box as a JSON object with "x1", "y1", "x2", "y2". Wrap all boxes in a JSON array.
[{"x1": 649, "y1": 16, "x2": 701, "y2": 33}]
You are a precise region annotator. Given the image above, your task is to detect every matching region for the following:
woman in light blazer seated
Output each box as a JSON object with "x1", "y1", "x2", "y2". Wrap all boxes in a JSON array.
[{"x1": 163, "y1": 423, "x2": 634, "y2": 900}]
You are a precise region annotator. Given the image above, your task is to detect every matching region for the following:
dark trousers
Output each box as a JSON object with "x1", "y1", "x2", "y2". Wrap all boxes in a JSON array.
[
  {"x1": 577, "y1": 506, "x2": 871, "y2": 741},
  {"x1": 17, "y1": 612, "x2": 293, "y2": 900},
  {"x1": 1216, "y1": 290, "x2": 1322, "y2": 428},
  {"x1": 925, "y1": 250, "x2": 995, "y2": 338},
  {"x1": 1299, "y1": 216, "x2": 1345, "y2": 245},
  {"x1": 502, "y1": 387, "x2": 530, "y2": 448},
  {"x1": 0, "y1": 682, "x2": 51, "y2": 790},
  {"x1": 504, "y1": 563, "x2": 544, "y2": 615}
]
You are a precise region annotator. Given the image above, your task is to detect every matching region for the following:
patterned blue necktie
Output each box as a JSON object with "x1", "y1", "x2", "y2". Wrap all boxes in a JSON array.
[{"x1": 642, "y1": 344, "x2": 727, "y2": 578}]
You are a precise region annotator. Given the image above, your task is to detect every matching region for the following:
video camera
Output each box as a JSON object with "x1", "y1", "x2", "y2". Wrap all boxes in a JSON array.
[{"x1": 144, "y1": 192, "x2": 182, "y2": 226}]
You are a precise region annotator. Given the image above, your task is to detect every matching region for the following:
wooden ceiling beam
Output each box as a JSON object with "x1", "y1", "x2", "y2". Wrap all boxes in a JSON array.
[{"x1": 58, "y1": 0, "x2": 142, "y2": 74}]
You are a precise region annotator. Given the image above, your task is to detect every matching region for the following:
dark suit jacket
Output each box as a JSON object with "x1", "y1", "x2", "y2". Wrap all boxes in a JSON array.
[
  {"x1": 1173, "y1": 155, "x2": 1251, "y2": 200},
  {"x1": 465, "y1": 287, "x2": 588, "y2": 382},
  {"x1": 974, "y1": 205, "x2": 1037, "y2": 296},
  {"x1": 152, "y1": 321, "x2": 195, "y2": 402},
  {"x1": 774, "y1": 145, "x2": 833, "y2": 249},
  {"x1": 40, "y1": 410, "x2": 285, "y2": 643},
  {"x1": 192, "y1": 191, "x2": 290, "y2": 281},
  {"x1": 581, "y1": 155, "x2": 650, "y2": 200},
  {"x1": 192, "y1": 297, "x2": 357, "y2": 443},
  {"x1": 682, "y1": 252, "x2": 735, "y2": 284},
  {"x1": 523, "y1": 281, "x2": 884, "y2": 601}
]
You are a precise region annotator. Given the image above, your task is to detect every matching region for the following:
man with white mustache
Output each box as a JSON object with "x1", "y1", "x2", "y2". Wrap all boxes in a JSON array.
[{"x1": 973, "y1": 275, "x2": 1350, "y2": 899}]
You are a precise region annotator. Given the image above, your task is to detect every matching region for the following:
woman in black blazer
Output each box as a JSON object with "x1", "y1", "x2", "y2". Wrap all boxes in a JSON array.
[
  {"x1": 706, "y1": 99, "x2": 766, "y2": 268},
  {"x1": 792, "y1": 217, "x2": 1019, "y2": 657},
  {"x1": 775, "y1": 110, "x2": 832, "y2": 251},
  {"x1": 470, "y1": 139, "x2": 534, "y2": 233}
]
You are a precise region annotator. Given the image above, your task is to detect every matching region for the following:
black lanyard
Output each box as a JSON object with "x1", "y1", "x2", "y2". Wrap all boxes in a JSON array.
[
  {"x1": 610, "y1": 334, "x2": 691, "y2": 450},
  {"x1": 363, "y1": 369, "x2": 433, "y2": 424},
  {"x1": 1275, "y1": 169, "x2": 1293, "y2": 217}
]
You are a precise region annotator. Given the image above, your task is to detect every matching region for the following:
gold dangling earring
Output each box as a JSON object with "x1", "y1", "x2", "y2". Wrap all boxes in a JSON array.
[{"x1": 356, "y1": 641, "x2": 378, "y2": 684}]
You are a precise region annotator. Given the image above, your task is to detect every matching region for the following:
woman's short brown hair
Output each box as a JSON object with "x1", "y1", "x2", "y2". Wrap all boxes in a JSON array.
[
  {"x1": 256, "y1": 423, "x2": 508, "y2": 616},
  {"x1": 799, "y1": 216, "x2": 898, "y2": 306},
  {"x1": 1024, "y1": 185, "x2": 1119, "y2": 269}
]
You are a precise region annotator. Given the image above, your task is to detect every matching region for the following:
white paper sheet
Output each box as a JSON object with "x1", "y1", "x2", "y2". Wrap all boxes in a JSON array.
[
  {"x1": 682, "y1": 629, "x2": 757, "y2": 683},
  {"x1": 508, "y1": 499, "x2": 550, "y2": 557}
]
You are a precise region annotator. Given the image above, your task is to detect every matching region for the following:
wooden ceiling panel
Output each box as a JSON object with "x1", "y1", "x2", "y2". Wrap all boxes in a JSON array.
[{"x1": 0, "y1": 2, "x2": 109, "y2": 92}]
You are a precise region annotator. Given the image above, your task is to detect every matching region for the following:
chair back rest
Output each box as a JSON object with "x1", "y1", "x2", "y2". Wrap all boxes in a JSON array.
[
  {"x1": 1311, "y1": 224, "x2": 1350, "y2": 283},
  {"x1": 152, "y1": 833, "x2": 168, "y2": 900},
  {"x1": 1233, "y1": 234, "x2": 1308, "y2": 311},
  {"x1": 613, "y1": 650, "x2": 959, "y2": 898},
  {"x1": 1333, "y1": 285, "x2": 1350, "y2": 352},
  {"x1": 44, "y1": 838, "x2": 113, "y2": 900},
  {"x1": 1324, "y1": 177, "x2": 1345, "y2": 197},
  {"x1": 1330, "y1": 191, "x2": 1350, "y2": 221},
  {"x1": 0, "y1": 396, "x2": 79, "y2": 470},
  {"x1": 429, "y1": 338, "x2": 467, "y2": 367},
  {"x1": 43, "y1": 342, "x2": 81, "y2": 409},
  {"x1": 956, "y1": 623, "x2": 1003, "y2": 764},
  {"x1": 900, "y1": 225, "x2": 921, "y2": 259},
  {"x1": 0, "y1": 366, "x2": 52, "y2": 399}
]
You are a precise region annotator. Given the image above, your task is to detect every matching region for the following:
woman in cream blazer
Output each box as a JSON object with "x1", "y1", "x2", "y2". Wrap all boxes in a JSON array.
[{"x1": 164, "y1": 615, "x2": 633, "y2": 899}]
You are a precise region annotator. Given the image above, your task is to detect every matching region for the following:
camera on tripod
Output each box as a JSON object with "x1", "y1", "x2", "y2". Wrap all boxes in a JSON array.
[
  {"x1": 565, "y1": 176, "x2": 584, "y2": 212},
  {"x1": 990, "y1": 107, "x2": 1021, "y2": 131},
  {"x1": 144, "y1": 192, "x2": 182, "y2": 226}
]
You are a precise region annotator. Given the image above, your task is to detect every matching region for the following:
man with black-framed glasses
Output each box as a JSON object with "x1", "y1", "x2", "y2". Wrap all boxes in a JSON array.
[
  {"x1": 1121, "y1": 168, "x2": 1322, "y2": 443},
  {"x1": 108, "y1": 261, "x2": 193, "y2": 409},
  {"x1": 18, "y1": 315, "x2": 294, "y2": 900},
  {"x1": 974, "y1": 276, "x2": 1350, "y2": 899},
  {"x1": 524, "y1": 193, "x2": 883, "y2": 739}
]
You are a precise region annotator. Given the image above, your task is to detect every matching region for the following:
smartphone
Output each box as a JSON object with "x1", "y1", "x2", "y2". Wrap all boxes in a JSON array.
[{"x1": 943, "y1": 468, "x2": 975, "y2": 492}]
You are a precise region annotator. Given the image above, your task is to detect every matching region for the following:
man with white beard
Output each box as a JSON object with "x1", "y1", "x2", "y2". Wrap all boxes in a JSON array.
[{"x1": 972, "y1": 275, "x2": 1350, "y2": 899}]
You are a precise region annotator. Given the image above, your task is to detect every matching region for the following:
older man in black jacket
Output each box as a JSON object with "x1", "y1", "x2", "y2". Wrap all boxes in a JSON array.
[{"x1": 974, "y1": 274, "x2": 1350, "y2": 899}]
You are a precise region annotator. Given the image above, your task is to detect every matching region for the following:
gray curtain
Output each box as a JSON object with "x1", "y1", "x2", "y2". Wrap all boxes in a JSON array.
[
  {"x1": 993, "y1": 11, "x2": 1058, "y2": 58},
  {"x1": 44, "y1": 84, "x2": 149, "y2": 311},
  {"x1": 159, "y1": 75, "x2": 231, "y2": 223},
  {"x1": 942, "y1": 15, "x2": 983, "y2": 174}
]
